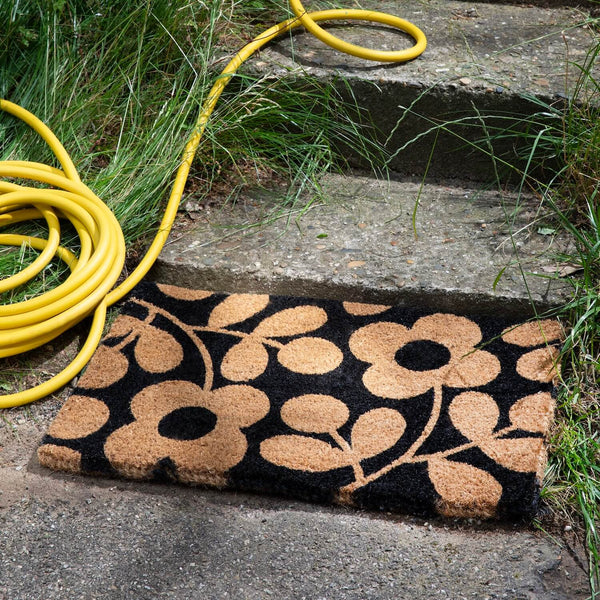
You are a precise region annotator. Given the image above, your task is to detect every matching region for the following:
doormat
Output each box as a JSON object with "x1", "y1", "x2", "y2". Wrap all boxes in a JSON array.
[{"x1": 38, "y1": 281, "x2": 562, "y2": 519}]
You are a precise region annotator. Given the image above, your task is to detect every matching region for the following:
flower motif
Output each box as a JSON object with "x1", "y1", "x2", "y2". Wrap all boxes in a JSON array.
[
  {"x1": 104, "y1": 381, "x2": 269, "y2": 485},
  {"x1": 37, "y1": 445, "x2": 83, "y2": 475},
  {"x1": 348, "y1": 314, "x2": 501, "y2": 399}
]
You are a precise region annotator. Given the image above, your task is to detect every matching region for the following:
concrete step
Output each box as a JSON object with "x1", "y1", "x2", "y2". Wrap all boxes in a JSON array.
[
  {"x1": 151, "y1": 173, "x2": 571, "y2": 317},
  {"x1": 246, "y1": 0, "x2": 599, "y2": 180},
  {"x1": 0, "y1": 429, "x2": 589, "y2": 600}
]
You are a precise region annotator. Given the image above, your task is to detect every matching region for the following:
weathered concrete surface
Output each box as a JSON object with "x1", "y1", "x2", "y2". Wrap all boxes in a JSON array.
[
  {"x1": 153, "y1": 173, "x2": 571, "y2": 317},
  {"x1": 0, "y1": 399, "x2": 589, "y2": 600},
  {"x1": 247, "y1": 0, "x2": 599, "y2": 179}
]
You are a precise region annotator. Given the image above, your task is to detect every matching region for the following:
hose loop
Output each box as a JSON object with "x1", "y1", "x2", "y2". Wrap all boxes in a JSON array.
[
  {"x1": 288, "y1": 0, "x2": 426, "y2": 63},
  {"x1": 0, "y1": 2, "x2": 426, "y2": 408}
]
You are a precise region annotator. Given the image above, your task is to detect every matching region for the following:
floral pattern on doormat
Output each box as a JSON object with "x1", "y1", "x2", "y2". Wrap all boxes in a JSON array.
[{"x1": 38, "y1": 282, "x2": 562, "y2": 519}]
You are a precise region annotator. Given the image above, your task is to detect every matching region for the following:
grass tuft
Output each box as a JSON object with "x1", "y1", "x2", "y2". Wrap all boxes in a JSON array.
[
  {"x1": 386, "y1": 14, "x2": 600, "y2": 596},
  {"x1": 0, "y1": 0, "x2": 383, "y2": 303},
  {"x1": 481, "y1": 29, "x2": 600, "y2": 597}
]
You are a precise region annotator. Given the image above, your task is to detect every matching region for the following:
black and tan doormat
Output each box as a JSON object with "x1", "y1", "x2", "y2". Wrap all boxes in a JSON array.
[{"x1": 38, "y1": 281, "x2": 562, "y2": 519}]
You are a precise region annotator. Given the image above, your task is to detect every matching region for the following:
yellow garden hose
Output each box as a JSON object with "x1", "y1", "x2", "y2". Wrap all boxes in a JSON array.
[{"x1": 0, "y1": 1, "x2": 426, "y2": 408}]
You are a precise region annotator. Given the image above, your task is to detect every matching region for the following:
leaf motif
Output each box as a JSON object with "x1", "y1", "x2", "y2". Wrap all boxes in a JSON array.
[
  {"x1": 220, "y1": 339, "x2": 269, "y2": 382},
  {"x1": 277, "y1": 337, "x2": 343, "y2": 374},
  {"x1": 48, "y1": 396, "x2": 110, "y2": 439},
  {"x1": 260, "y1": 435, "x2": 350, "y2": 472},
  {"x1": 509, "y1": 392, "x2": 554, "y2": 433},
  {"x1": 501, "y1": 319, "x2": 563, "y2": 347},
  {"x1": 253, "y1": 306, "x2": 327, "y2": 338},
  {"x1": 428, "y1": 457, "x2": 502, "y2": 518},
  {"x1": 79, "y1": 345, "x2": 129, "y2": 388},
  {"x1": 281, "y1": 395, "x2": 349, "y2": 433},
  {"x1": 107, "y1": 314, "x2": 141, "y2": 339},
  {"x1": 517, "y1": 347, "x2": 560, "y2": 382},
  {"x1": 135, "y1": 325, "x2": 183, "y2": 373},
  {"x1": 156, "y1": 283, "x2": 213, "y2": 301},
  {"x1": 207, "y1": 294, "x2": 269, "y2": 328},
  {"x1": 448, "y1": 392, "x2": 499, "y2": 441},
  {"x1": 480, "y1": 438, "x2": 545, "y2": 473},
  {"x1": 343, "y1": 302, "x2": 391, "y2": 316},
  {"x1": 351, "y1": 408, "x2": 406, "y2": 459}
]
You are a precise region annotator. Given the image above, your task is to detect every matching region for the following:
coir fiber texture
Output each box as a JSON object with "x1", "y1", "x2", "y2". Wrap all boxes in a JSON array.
[{"x1": 38, "y1": 282, "x2": 562, "y2": 519}]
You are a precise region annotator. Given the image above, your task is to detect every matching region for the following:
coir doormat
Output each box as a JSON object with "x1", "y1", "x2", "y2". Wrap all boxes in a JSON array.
[{"x1": 38, "y1": 282, "x2": 562, "y2": 519}]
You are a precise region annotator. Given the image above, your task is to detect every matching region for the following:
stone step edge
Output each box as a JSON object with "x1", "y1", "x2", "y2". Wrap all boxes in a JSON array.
[
  {"x1": 244, "y1": 0, "x2": 598, "y2": 180},
  {"x1": 151, "y1": 173, "x2": 571, "y2": 319}
]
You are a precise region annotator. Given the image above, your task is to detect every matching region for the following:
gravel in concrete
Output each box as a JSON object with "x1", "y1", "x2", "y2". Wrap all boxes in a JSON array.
[
  {"x1": 257, "y1": 0, "x2": 596, "y2": 96},
  {"x1": 153, "y1": 173, "x2": 571, "y2": 317}
]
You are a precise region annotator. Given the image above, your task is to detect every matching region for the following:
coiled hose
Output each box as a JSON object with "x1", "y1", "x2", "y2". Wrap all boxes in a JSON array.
[{"x1": 0, "y1": 0, "x2": 426, "y2": 408}]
